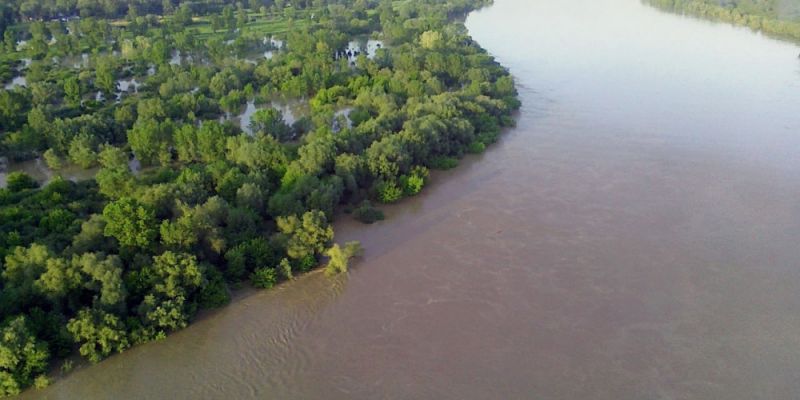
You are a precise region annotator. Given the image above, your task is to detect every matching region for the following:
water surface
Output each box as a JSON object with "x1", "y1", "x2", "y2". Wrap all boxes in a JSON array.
[{"x1": 21, "y1": 0, "x2": 800, "y2": 399}]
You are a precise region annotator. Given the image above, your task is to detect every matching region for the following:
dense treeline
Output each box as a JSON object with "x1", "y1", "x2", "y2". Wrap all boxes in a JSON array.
[
  {"x1": 643, "y1": 0, "x2": 800, "y2": 42},
  {"x1": 2, "y1": 0, "x2": 325, "y2": 30},
  {"x1": 0, "y1": 0, "x2": 519, "y2": 395}
]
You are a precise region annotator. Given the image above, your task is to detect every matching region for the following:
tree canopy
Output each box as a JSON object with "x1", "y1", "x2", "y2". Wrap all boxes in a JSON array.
[{"x1": 0, "y1": 0, "x2": 519, "y2": 394}]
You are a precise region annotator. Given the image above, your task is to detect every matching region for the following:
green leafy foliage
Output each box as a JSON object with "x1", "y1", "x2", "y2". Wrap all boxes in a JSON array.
[
  {"x1": 277, "y1": 211, "x2": 334, "y2": 260},
  {"x1": 353, "y1": 201, "x2": 385, "y2": 224},
  {"x1": 102, "y1": 198, "x2": 157, "y2": 248},
  {"x1": 0, "y1": 316, "x2": 49, "y2": 397},
  {"x1": 66, "y1": 308, "x2": 129, "y2": 363},
  {"x1": 376, "y1": 180, "x2": 403, "y2": 203},
  {"x1": 5, "y1": 172, "x2": 37, "y2": 193},
  {"x1": 251, "y1": 267, "x2": 278, "y2": 289},
  {"x1": 429, "y1": 156, "x2": 459, "y2": 170},
  {"x1": 324, "y1": 241, "x2": 363, "y2": 275},
  {"x1": 0, "y1": 0, "x2": 519, "y2": 391},
  {"x1": 644, "y1": 0, "x2": 800, "y2": 42}
]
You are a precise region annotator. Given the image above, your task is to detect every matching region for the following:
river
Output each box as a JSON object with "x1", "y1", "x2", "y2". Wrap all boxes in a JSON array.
[{"x1": 20, "y1": 0, "x2": 800, "y2": 398}]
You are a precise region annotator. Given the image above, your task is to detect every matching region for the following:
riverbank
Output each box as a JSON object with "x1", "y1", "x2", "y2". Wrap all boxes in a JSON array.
[{"x1": 642, "y1": 0, "x2": 800, "y2": 43}]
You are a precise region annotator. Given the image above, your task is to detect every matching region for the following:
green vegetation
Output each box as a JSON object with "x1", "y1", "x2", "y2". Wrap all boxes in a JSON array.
[
  {"x1": 352, "y1": 200, "x2": 385, "y2": 224},
  {"x1": 644, "y1": 0, "x2": 800, "y2": 42},
  {"x1": 0, "y1": 0, "x2": 519, "y2": 395},
  {"x1": 324, "y1": 241, "x2": 362, "y2": 275}
]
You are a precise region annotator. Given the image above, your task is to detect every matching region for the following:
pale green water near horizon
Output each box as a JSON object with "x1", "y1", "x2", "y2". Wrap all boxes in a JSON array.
[{"x1": 20, "y1": 0, "x2": 800, "y2": 398}]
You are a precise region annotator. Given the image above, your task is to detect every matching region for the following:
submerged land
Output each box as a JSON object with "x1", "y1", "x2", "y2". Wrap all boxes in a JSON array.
[{"x1": 0, "y1": 0, "x2": 519, "y2": 395}]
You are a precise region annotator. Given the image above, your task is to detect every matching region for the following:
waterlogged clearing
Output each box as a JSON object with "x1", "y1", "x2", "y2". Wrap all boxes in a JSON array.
[
  {"x1": 233, "y1": 99, "x2": 306, "y2": 136},
  {"x1": 3, "y1": 76, "x2": 27, "y2": 90},
  {"x1": 0, "y1": 156, "x2": 142, "y2": 188}
]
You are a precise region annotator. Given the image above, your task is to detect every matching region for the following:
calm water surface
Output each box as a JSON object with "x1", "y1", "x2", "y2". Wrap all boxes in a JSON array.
[{"x1": 21, "y1": 0, "x2": 800, "y2": 398}]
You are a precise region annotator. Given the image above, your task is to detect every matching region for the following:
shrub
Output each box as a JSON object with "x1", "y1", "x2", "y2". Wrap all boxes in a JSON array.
[
  {"x1": 467, "y1": 141, "x2": 486, "y2": 154},
  {"x1": 251, "y1": 267, "x2": 278, "y2": 289},
  {"x1": 297, "y1": 254, "x2": 317, "y2": 273},
  {"x1": 6, "y1": 171, "x2": 38, "y2": 192},
  {"x1": 33, "y1": 375, "x2": 49, "y2": 389},
  {"x1": 353, "y1": 201, "x2": 385, "y2": 224},
  {"x1": 324, "y1": 241, "x2": 363, "y2": 275},
  {"x1": 429, "y1": 156, "x2": 458, "y2": 170},
  {"x1": 61, "y1": 360, "x2": 74, "y2": 373},
  {"x1": 198, "y1": 267, "x2": 231, "y2": 307},
  {"x1": 279, "y1": 258, "x2": 293, "y2": 280},
  {"x1": 376, "y1": 180, "x2": 403, "y2": 203},
  {"x1": 43, "y1": 149, "x2": 62, "y2": 170}
]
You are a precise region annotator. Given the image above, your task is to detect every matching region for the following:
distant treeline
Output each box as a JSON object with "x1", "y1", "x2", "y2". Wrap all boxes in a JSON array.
[{"x1": 643, "y1": 0, "x2": 800, "y2": 43}]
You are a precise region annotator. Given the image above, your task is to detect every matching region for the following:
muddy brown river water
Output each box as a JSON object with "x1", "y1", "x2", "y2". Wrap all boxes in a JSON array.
[{"x1": 20, "y1": 0, "x2": 800, "y2": 398}]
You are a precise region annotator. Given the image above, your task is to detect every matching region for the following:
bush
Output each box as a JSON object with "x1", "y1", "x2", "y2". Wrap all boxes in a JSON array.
[
  {"x1": 402, "y1": 166, "x2": 428, "y2": 196},
  {"x1": 251, "y1": 267, "x2": 278, "y2": 289},
  {"x1": 279, "y1": 258, "x2": 293, "y2": 280},
  {"x1": 353, "y1": 201, "x2": 385, "y2": 224},
  {"x1": 43, "y1": 149, "x2": 62, "y2": 170},
  {"x1": 324, "y1": 241, "x2": 363, "y2": 275},
  {"x1": 467, "y1": 141, "x2": 486, "y2": 154},
  {"x1": 376, "y1": 180, "x2": 403, "y2": 203},
  {"x1": 61, "y1": 360, "x2": 74, "y2": 373},
  {"x1": 477, "y1": 131, "x2": 499, "y2": 145},
  {"x1": 33, "y1": 375, "x2": 49, "y2": 389},
  {"x1": 400, "y1": 174, "x2": 422, "y2": 195},
  {"x1": 198, "y1": 268, "x2": 231, "y2": 308},
  {"x1": 297, "y1": 254, "x2": 317, "y2": 273},
  {"x1": 429, "y1": 156, "x2": 458, "y2": 170},
  {"x1": 6, "y1": 171, "x2": 38, "y2": 192}
]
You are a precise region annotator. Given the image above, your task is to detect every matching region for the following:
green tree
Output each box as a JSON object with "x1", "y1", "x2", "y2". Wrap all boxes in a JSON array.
[
  {"x1": 0, "y1": 316, "x2": 49, "y2": 397},
  {"x1": 67, "y1": 133, "x2": 98, "y2": 169},
  {"x1": 251, "y1": 267, "x2": 278, "y2": 288},
  {"x1": 71, "y1": 253, "x2": 126, "y2": 306},
  {"x1": 69, "y1": 215, "x2": 112, "y2": 254},
  {"x1": 27, "y1": 106, "x2": 49, "y2": 136},
  {"x1": 33, "y1": 256, "x2": 77, "y2": 303},
  {"x1": 249, "y1": 108, "x2": 290, "y2": 141},
  {"x1": 128, "y1": 118, "x2": 170, "y2": 166},
  {"x1": 324, "y1": 241, "x2": 362, "y2": 275},
  {"x1": 43, "y1": 149, "x2": 63, "y2": 170},
  {"x1": 237, "y1": 5, "x2": 248, "y2": 29},
  {"x1": 5, "y1": 172, "x2": 38, "y2": 192},
  {"x1": 134, "y1": 252, "x2": 205, "y2": 338},
  {"x1": 95, "y1": 57, "x2": 116, "y2": 93},
  {"x1": 2, "y1": 244, "x2": 51, "y2": 308},
  {"x1": 66, "y1": 308, "x2": 129, "y2": 363},
  {"x1": 420, "y1": 30, "x2": 443, "y2": 50},
  {"x1": 96, "y1": 146, "x2": 135, "y2": 199},
  {"x1": 376, "y1": 180, "x2": 402, "y2": 203},
  {"x1": 148, "y1": 251, "x2": 204, "y2": 299},
  {"x1": 196, "y1": 121, "x2": 227, "y2": 163},
  {"x1": 210, "y1": 14, "x2": 222, "y2": 32},
  {"x1": 277, "y1": 210, "x2": 334, "y2": 260},
  {"x1": 173, "y1": 124, "x2": 198, "y2": 163},
  {"x1": 102, "y1": 197, "x2": 158, "y2": 248},
  {"x1": 235, "y1": 182, "x2": 265, "y2": 213}
]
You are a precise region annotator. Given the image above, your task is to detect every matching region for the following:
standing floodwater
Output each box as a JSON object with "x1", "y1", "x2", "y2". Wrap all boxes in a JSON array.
[{"x1": 21, "y1": 0, "x2": 800, "y2": 398}]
